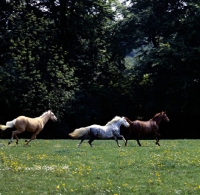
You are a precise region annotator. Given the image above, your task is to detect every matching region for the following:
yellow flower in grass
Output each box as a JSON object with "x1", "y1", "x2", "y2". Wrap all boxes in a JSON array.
[{"x1": 56, "y1": 185, "x2": 60, "y2": 189}]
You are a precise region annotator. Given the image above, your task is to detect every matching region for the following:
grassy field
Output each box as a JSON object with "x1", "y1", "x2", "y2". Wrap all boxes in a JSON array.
[{"x1": 0, "y1": 139, "x2": 200, "y2": 195}]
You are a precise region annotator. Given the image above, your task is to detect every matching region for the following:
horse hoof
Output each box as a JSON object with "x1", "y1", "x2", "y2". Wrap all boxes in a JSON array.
[{"x1": 156, "y1": 142, "x2": 160, "y2": 146}]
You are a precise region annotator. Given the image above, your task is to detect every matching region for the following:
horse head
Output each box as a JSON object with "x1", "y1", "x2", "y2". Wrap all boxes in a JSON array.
[
  {"x1": 152, "y1": 111, "x2": 170, "y2": 124},
  {"x1": 121, "y1": 117, "x2": 130, "y2": 128},
  {"x1": 49, "y1": 110, "x2": 57, "y2": 122},
  {"x1": 161, "y1": 111, "x2": 170, "y2": 122}
]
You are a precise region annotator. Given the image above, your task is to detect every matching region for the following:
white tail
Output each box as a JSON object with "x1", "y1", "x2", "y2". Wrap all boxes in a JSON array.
[
  {"x1": 0, "y1": 125, "x2": 8, "y2": 131},
  {"x1": 0, "y1": 119, "x2": 16, "y2": 131},
  {"x1": 69, "y1": 126, "x2": 91, "y2": 138}
]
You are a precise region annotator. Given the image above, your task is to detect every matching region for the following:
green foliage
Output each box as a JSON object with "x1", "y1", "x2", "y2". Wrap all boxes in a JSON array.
[
  {"x1": 0, "y1": 0, "x2": 131, "y2": 128},
  {"x1": 1, "y1": 0, "x2": 200, "y2": 136},
  {"x1": 0, "y1": 2, "x2": 77, "y2": 119},
  {"x1": 123, "y1": 0, "x2": 200, "y2": 116}
]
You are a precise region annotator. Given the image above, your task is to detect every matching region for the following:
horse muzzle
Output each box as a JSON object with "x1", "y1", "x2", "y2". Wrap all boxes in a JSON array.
[{"x1": 53, "y1": 118, "x2": 58, "y2": 122}]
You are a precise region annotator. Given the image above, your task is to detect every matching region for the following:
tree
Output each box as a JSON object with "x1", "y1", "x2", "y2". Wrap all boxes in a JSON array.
[
  {"x1": 0, "y1": 2, "x2": 77, "y2": 121},
  {"x1": 0, "y1": 0, "x2": 130, "y2": 129},
  {"x1": 119, "y1": 0, "x2": 200, "y2": 116}
]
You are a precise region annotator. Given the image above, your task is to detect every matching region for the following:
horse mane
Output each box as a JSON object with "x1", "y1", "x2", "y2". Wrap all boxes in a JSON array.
[
  {"x1": 39, "y1": 111, "x2": 49, "y2": 118},
  {"x1": 151, "y1": 111, "x2": 165, "y2": 121},
  {"x1": 105, "y1": 116, "x2": 121, "y2": 126},
  {"x1": 125, "y1": 117, "x2": 132, "y2": 124},
  {"x1": 152, "y1": 112, "x2": 160, "y2": 119}
]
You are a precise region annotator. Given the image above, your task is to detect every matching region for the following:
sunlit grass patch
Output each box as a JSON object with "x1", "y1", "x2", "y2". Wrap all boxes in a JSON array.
[{"x1": 0, "y1": 139, "x2": 200, "y2": 194}]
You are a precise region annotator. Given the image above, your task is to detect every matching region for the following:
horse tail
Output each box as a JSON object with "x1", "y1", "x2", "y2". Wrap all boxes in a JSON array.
[
  {"x1": 0, "y1": 125, "x2": 8, "y2": 131},
  {"x1": 69, "y1": 126, "x2": 91, "y2": 138},
  {"x1": 0, "y1": 119, "x2": 16, "y2": 131}
]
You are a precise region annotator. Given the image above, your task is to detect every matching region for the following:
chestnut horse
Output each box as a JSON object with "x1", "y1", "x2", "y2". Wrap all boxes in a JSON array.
[
  {"x1": 0, "y1": 110, "x2": 57, "y2": 145},
  {"x1": 124, "y1": 111, "x2": 169, "y2": 146}
]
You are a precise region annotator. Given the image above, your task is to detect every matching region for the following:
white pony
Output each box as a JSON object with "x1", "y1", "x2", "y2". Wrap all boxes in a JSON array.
[{"x1": 69, "y1": 116, "x2": 130, "y2": 147}]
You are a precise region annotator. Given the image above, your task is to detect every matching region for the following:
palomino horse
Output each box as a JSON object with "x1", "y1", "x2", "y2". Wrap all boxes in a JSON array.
[
  {"x1": 0, "y1": 110, "x2": 57, "y2": 145},
  {"x1": 124, "y1": 111, "x2": 169, "y2": 146},
  {"x1": 69, "y1": 116, "x2": 130, "y2": 147}
]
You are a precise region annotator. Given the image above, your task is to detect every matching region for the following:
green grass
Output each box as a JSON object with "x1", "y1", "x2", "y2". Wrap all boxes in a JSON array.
[{"x1": 0, "y1": 139, "x2": 200, "y2": 195}]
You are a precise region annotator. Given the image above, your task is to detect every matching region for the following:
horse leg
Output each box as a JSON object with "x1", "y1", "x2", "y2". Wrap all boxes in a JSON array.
[
  {"x1": 25, "y1": 132, "x2": 38, "y2": 145},
  {"x1": 8, "y1": 130, "x2": 22, "y2": 145},
  {"x1": 156, "y1": 142, "x2": 160, "y2": 146},
  {"x1": 88, "y1": 137, "x2": 95, "y2": 147},
  {"x1": 135, "y1": 133, "x2": 142, "y2": 146},
  {"x1": 118, "y1": 134, "x2": 126, "y2": 145},
  {"x1": 8, "y1": 134, "x2": 14, "y2": 145},
  {"x1": 155, "y1": 133, "x2": 161, "y2": 146},
  {"x1": 125, "y1": 138, "x2": 128, "y2": 146},
  {"x1": 136, "y1": 138, "x2": 142, "y2": 146},
  {"x1": 125, "y1": 133, "x2": 131, "y2": 146},
  {"x1": 114, "y1": 136, "x2": 121, "y2": 147},
  {"x1": 155, "y1": 136, "x2": 160, "y2": 146},
  {"x1": 77, "y1": 134, "x2": 87, "y2": 147},
  {"x1": 14, "y1": 134, "x2": 19, "y2": 145}
]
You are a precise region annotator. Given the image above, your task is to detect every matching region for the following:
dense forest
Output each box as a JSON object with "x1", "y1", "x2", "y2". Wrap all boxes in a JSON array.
[{"x1": 1, "y1": 0, "x2": 200, "y2": 139}]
